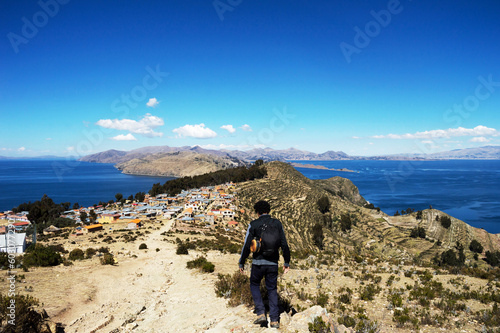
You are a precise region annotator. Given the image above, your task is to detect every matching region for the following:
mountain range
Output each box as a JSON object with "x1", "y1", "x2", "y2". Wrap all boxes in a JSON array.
[{"x1": 78, "y1": 145, "x2": 500, "y2": 164}]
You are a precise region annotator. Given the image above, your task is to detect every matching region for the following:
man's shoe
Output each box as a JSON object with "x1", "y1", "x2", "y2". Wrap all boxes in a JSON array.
[
  {"x1": 253, "y1": 314, "x2": 266, "y2": 325},
  {"x1": 270, "y1": 321, "x2": 280, "y2": 328}
]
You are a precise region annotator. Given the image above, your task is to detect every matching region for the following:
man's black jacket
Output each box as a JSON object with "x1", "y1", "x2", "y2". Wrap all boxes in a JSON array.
[{"x1": 239, "y1": 214, "x2": 290, "y2": 268}]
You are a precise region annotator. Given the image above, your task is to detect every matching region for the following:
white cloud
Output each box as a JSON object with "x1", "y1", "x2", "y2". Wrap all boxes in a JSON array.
[
  {"x1": 220, "y1": 125, "x2": 236, "y2": 133},
  {"x1": 46, "y1": 138, "x2": 52, "y2": 141},
  {"x1": 1, "y1": 148, "x2": 12, "y2": 151},
  {"x1": 240, "y1": 124, "x2": 252, "y2": 132},
  {"x1": 146, "y1": 98, "x2": 159, "y2": 108},
  {"x1": 96, "y1": 113, "x2": 164, "y2": 137},
  {"x1": 66, "y1": 146, "x2": 75, "y2": 152},
  {"x1": 172, "y1": 123, "x2": 217, "y2": 139},
  {"x1": 421, "y1": 140, "x2": 434, "y2": 144},
  {"x1": 18, "y1": 147, "x2": 26, "y2": 152},
  {"x1": 470, "y1": 136, "x2": 490, "y2": 143},
  {"x1": 111, "y1": 134, "x2": 137, "y2": 141},
  {"x1": 373, "y1": 125, "x2": 498, "y2": 139}
]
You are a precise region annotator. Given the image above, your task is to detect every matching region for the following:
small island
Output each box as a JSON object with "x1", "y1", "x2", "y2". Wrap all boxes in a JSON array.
[{"x1": 290, "y1": 162, "x2": 358, "y2": 173}]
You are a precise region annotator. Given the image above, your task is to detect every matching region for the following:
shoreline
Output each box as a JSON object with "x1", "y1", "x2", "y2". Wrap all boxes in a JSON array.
[{"x1": 289, "y1": 162, "x2": 358, "y2": 173}]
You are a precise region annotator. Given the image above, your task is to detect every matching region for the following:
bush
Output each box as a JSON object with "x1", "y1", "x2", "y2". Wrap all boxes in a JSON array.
[
  {"x1": 317, "y1": 196, "x2": 330, "y2": 214},
  {"x1": 215, "y1": 272, "x2": 253, "y2": 307},
  {"x1": 338, "y1": 315, "x2": 356, "y2": 328},
  {"x1": 23, "y1": 244, "x2": 62, "y2": 267},
  {"x1": 100, "y1": 253, "x2": 115, "y2": 265},
  {"x1": 410, "y1": 227, "x2": 426, "y2": 239},
  {"x1": 311, "y1": 223, "x2": 324, "y2": 250},
  {"x1": 309, "y1": 316, "x2": 329, "y2": 332},
  {"x1": 0, "y1": 293, "x2": 42, "y2": 332},
  {"x1": 85, "y1": 248, "x2": 97, "y2": 258},
  {"x1": 359, "y1": 284, "x2": 381, "y2": 301},
  {"x1": 139, "y1": 243, "x2": 148, "y2": 250},
  {"x1": 176, "y1": 242, "x2": 189, "y2": 255},
  {"x1": 68, "y1": 248, "x2": 85, "y2": 261},
  {"x1": 440, "y1": 216, "x2": 451, "y2": 228},
  {"x1": 485, "y1": 251, "x2": 500, "y2": 267},
  {"x1": 98, "y1": 246, "x2": 109, "y2": 254},
  {"x1": 340, "y1": 213, "x2": 352, "y2": 232},
  {"x1": 186, "y1": 256, "x2": 215, "y2": 273},
  {"x1": 469, "y1": 239, "x2": 483, "y2": 253},
  {"x1": 315, "y1": 291, "x2": 329, "y2": 307}
]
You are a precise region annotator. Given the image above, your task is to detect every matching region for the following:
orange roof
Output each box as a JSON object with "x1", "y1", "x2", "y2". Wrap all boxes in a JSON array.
[
  {"x1": 130, "y1": 219, "x2": 141, "y2": 224},
  {"x1": 186, "y1": 208, "x2": 193, "y2": 213},
  {"x1": 84, "y1": 224, "x2": 103, "y2": 230}
]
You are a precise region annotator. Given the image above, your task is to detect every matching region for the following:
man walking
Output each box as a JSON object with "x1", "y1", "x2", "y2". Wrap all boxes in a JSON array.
[{"x1": 239, "y1": 200, "x2": 290, "y2": 328}]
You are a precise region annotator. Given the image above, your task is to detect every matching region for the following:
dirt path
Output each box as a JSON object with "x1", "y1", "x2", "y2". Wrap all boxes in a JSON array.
[{"x1": 57, "y1": 220, "x2": 265, "y2": 332}]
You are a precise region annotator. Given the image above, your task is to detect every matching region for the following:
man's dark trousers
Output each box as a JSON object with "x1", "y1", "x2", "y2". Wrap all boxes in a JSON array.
[{"x1": 250, "y1": 264, "x2": 279, "y2": 322}]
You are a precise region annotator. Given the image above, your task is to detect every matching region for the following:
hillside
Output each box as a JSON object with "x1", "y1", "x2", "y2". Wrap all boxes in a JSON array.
[
  {"x1": 237, "y1": 162, "x2": 500, "y2": 262},
  {"x1": 115, "y1": 151, "x2": 247, "y2": 177},
  {"x1": 4, "y1": 161, "x2": 500, "y2": 332}
]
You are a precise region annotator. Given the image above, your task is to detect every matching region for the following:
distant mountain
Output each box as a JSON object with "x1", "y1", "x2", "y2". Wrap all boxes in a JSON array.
[
  {"x1": 79, "y1": 144, "x2": 500, "y2": 165},
  {"x1": 79, "y1": 145, "x2": 234, "y2": 164}
]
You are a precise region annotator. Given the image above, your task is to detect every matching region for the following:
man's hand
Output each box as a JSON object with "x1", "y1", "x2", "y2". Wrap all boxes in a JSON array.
[
  {"x1": 239, "y1": 267, "x2": 244, "y2": 273},
  {"x1": 283, "y1": 266, "x2": 289, "y2": 274}
]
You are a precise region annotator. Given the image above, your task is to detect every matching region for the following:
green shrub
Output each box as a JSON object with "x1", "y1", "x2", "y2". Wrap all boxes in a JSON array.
[
  {"x1": 469, "y1": 240, "x2": 483, "y2": 253},
  {"x1": 186, "y1": 256, "x2": 215, "y2": 273},
  {"x1": 340, "y1": 213, "x2": 352, "y2": 232},
  {"x1": 309, "y1": 316, "x2": 329, "y2": 332},
  {"x1": 23, "y1": 244, "x2": 62, "y2": 267},
  {"x1": 100, "y1": 253, "x2": 115, "y2": 265},
  {"x1": 98, "y1": 246, "x2": 109, "y2": 253},
  {"x1": 440, "y1": 216, "x2": 451, "y2": 229},
  {"x1": 338, "y1": 315, "x2": 355, "y2": 328},
  {"x1": 315, "y1": 291, "x2": 329, "y2": 307},
  {"x1": 68, "y1": 248, "x2": 85, "y2": 261},
  {"x1": 215, "y1": 272, "x2": 253, "y2": 307},
  {"x1": 359, "y1": 284, "x2": 381, "y2": 301},
  {"x1": 85, "y1": 248, "x2": 97, "y2": 258},
  {"x1": 0, "y1": 293, "x2": 42, "y2": 332},
  {"x1": 410, "y1": 227, "x2": 426, "y2": 239},
  {"x1": 176, "y1": 242, "x2": 189, "y2": 255},
  {"x1": 139, "y1": 243, "x2": 148, "y2": 250}
]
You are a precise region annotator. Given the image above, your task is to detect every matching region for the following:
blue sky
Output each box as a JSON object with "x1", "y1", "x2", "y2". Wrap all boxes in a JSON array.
[{"x1": 1, "y1": 0, "x2": 500, "y2": 157}]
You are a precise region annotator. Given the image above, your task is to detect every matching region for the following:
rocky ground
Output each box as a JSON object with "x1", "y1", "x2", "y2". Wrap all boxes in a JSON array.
[{"x1": 3, "y1": 215, "x2": 499, "y2": 332}]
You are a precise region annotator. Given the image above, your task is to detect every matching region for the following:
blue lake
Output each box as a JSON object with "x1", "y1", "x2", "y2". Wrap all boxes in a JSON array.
[
  {"x1": 291, "y1": 160, "x2": 500, "y2": 234},
  {"x1": 0, "y1": 159, "x2": 499, "y2": 234},
  {"x1": 0, "y1": 159, "x2": 172, "y2": 211}
]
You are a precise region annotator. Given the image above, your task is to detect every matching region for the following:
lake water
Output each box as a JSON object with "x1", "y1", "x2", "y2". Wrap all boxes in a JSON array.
[
  {"x1": 1, "y1": 159, "x2": 498, "y2": 234},
  {"x1": 0, "y1": 159, "x2": 172, "y2": 211},
  {"x1": 291, "y1": 160, "x2": 500, "y2": 234}
]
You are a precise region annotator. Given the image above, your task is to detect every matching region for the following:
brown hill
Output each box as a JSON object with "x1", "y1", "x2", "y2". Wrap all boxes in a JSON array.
[
  {"x1": 115, "y1": 151, "x2": 246, "y2": 177},
  {"x1": 237, "y1": 161, "x2": 500, "y2": 264}
]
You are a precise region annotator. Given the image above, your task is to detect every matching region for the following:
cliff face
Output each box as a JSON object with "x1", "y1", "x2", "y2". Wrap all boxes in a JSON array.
[
  {"x1": 115, "y1": 151, "x2": 246, "y2": 177},
  {"x1": 237, "y1": 161, "x2": 500, "y2": 263}
]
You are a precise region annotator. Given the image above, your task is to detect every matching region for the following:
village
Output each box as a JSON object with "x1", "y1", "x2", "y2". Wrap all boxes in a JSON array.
[{"x1": 0, "y1": 182, "x2": 242, "y2": 253}]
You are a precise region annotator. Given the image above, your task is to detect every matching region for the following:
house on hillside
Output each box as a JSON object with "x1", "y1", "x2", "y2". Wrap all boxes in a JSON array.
[
  {"x1": 127, "y1": 219, "x2": 142, "y2": 229},
  {"x1": 98, "y1": 214, "x2": 121, "y2": 224},
  {"x1": 0, "y1": 233, "x2": 27, "y2": 253},
  {"x1": 83, "y1": 224, "x2": 103, "y2": 233}
]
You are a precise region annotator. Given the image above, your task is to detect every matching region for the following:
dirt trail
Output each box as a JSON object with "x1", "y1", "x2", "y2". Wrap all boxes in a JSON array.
[{"x1": 57, "y1": 220, "x2": 258, "y2": 332}]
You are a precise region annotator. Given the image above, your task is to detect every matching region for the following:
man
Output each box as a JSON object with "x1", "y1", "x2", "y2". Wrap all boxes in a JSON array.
[{"x1": 239, "y1": 200, "x2": 290, "y2": 329}]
